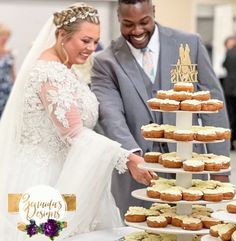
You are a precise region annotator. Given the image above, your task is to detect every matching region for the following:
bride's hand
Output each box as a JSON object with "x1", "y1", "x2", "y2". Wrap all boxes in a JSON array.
[{"x1": 127, "y1": 153, "x2": 157, "y2": 185}]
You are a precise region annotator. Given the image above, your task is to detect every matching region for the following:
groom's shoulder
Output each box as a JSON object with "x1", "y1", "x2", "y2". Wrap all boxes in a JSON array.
[
  {"x1": 160, "y1": 24, "x2": 200, "y2": 42},
  {"x1": 94, "y1": 36, "x2": 124, "y2": 62}
]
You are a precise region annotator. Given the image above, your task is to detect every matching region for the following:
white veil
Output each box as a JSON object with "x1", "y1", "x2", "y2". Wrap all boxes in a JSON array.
[{"x1": 0, "y1": 16, "x2": 57, "y2": 239}]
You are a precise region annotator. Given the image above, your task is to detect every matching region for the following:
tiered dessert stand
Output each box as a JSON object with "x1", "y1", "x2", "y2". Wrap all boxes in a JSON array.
[{"x1": 125, "y1": 108, "x2": 232, "y2": 241}]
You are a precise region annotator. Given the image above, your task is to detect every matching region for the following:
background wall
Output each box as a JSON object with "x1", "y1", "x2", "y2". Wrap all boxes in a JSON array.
[
  {"x1": 1, "y1": 0, "x2": 236, "y2": 74},
  {"x1": 0, "y1": 0, "x2": 119, "y2": 70},
  {"x1": 153, "y1": 0, "x2": 195, "y2": 32}
]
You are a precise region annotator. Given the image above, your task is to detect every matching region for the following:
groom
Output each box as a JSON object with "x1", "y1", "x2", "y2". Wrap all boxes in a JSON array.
[{"x1": 91, "y1": 0, "x2": 230, "y2": 216}]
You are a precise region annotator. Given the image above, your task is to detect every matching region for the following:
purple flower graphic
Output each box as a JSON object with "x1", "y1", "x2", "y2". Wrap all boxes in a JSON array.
[
  {"x1": 26, "y1": 220, "x2": 37, "y2": 237},
  {"x1": 41, "y1": 219, "x2": 59, "y2": 240}
]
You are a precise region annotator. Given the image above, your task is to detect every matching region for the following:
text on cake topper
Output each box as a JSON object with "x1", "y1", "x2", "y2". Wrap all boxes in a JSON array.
[{"x1": 171, "y1": 44, "x2": 198, "y2": 83}]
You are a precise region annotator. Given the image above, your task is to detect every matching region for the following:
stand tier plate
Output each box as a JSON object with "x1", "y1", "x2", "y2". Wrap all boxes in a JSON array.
[
  {"x1": 138, "y1": 162, "x2": 231, "y2": 174},
  {"x1": 125, "y1": 221, "x2": 209, "y2": 235},
  {"x1": 132, "y1": 188, "x2": 236, "y2": 205}
]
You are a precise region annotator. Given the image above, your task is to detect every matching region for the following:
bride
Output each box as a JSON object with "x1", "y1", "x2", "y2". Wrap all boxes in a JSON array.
[{"x1": 0, "y1": 3, "x2": 155, "y2": 241}]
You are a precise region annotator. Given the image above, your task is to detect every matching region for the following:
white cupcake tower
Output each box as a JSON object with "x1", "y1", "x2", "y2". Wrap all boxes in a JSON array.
[{"x1": 125, "y1": 109, "x2": 230, "y2": 241}]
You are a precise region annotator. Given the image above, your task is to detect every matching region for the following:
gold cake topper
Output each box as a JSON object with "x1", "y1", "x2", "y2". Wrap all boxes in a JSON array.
[{"x1": 171, "y1": 43, "x2": 198, "y2": 83}]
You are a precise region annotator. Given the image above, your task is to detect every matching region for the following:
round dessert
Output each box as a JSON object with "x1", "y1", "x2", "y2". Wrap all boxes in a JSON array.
[
  {"x1": 150, "y1": 203, "x2": 172, "y2": 211},
  {"x1": 195, "y1": 129, "x2": 217, "y2": 142},
  {"x1": 232, "y1": 230, "x2": 236, "y2": 241},
  {"x1": 156, "y1": 90, "x2": 173, "y2": 99},
  {"x1": 159, "y1": 99, "x2": 180, "y2": 111},
  {"x1": 214, "y1": 127, "x2": 231, "y2": 140},
  {"x1": 159, "y1": 212, "x2": 173, "y2": 224},
  {"x1": 173, "y1": 130, "x2": 194, "y2": 141},
  {"x1": 201, "y1": 217, "x2": 222, "y2": 229},
  {"x1": 204, "y1": 159, "x2": 223, "y2": 171},
  {"x1": 183, "y1": 160, "x2": 205, "y2": 172},
  {"x1": 217, "y1": 187, "x2": 235, "y2": 200},
  {"x1": 218, "y1": 223, "x2": 236, "y2": 241},
  {"x1": 227, "y1": 201, "x2": 236, "y2": 213},
  {"x1": 169, "y1": 91, "x2": 192, "y2": 101},
  {"x1": 161, "y1": 156, "x2": 183, "y2": 168},
  {"x1": 181, "y1": 217, "x2": 203, "y2": 230},
  {"x1": 182, "y1": 189, "x2": 203, "y2": 201},
  {"x1": 146, "y1": 216, "x2": 168, "y2": 228},
  {"x1": 141, "y1": 123, "x2": 164, "y2": 138},
  {"x1": 210, "y1": 223, "x2": 224, "y2": 237},
  {"x1": 162, "y1": 125, "x2": 176, "y2": 139},
  {"x1": 144, "y1": 152, "x2": 162, "y2": 163},
  {"x1": 171, "y1": 215, "x2": 187, "y2": 227},
  {"x1": 201, "y1": 99, "x2": 224, "y2": 111},
  {"x1": 125, "y1": 206, "x2": 147, "y2": 222},
  {"x1": 180, "y1": 99, "x2": 202, "y2": 111},
  {"x1": 146, "y1": 209, "x2": 160, "y2": 217},
  {"x1": 160, "y1": 188, "x2": 182, "y2": 202},
  {"x1": 147, "y1": 98, "x2": 161, "y2": 109},
  {"x1": 159, "y1": 152, "x2": 177, "y2": 166},
  {"x1": 202, "y1": 189, "x2": 223, "y2": 202},
  {"x1": 192, "y1": 90, "x2": 211, "y2": 101},
  {"x1": 146, "y1": 186, "x2": 161, "y2": 199},
  {"x1": 173, "y1": 82, "x2": 194, "y2": 92}
]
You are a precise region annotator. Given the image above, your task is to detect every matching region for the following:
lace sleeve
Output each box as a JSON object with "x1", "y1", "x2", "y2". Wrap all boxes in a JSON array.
[
  {"x1": 39, "y1": 80, "x2": 83, "y2": 143},
  {"x1": 115, "y1": 148, "x2": 131, "y2": 174}
]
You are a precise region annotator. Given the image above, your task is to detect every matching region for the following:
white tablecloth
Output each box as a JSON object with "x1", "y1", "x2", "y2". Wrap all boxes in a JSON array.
[{"x1": 66, "y1": 227, "x2": 139, "y2": 241}]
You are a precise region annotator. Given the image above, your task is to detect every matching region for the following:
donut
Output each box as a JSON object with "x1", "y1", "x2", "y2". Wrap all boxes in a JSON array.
[
  {"x1": 173, "y1": 130, "x2": 194, "y2": 141},
  {"x1": 180, "y1": 99, "x2": 202, "y2": 111},
  {"x1": 144, "y1": 152, "x2": 162, "y2": 163},
  {"x1": 202, "y1": 189, "x2": 223, "y2": 202},
  {"x1": 173, "y1": 82, "x2": 194, "y2": 92},
  {"x1": 181, "y1": 217, "x2": 203, "y2": 231},
  {"x1": 169, "y1": 91, "x2": 192, "y2": 101},
  {"x1": 183, "y1": 160, "x2": 205, "y2": 172},
  {"x1": 146, "y1": 216, "x2": 168, "y2": 228},
  {"x1": 147, "y1": 98, "x2": 161, "y2": 109},
  {"x1": 159, "y1": 99, "x2": 180, "y2": 111},
  {"x1": 182, "y1": 189, "x2": 203, "y2": 201},
  {"x1": 160, "y1": 188, "x2": 182, "y2": 202},
  {"x1": 141, "y1": 123, "x2": 164, "y2": 138},
  {"x1": 192, "y1": 91, "x2": 211, "y2": 101},
  {"x1": 201, "y1": 216, "x2": 222, "y2": 229},
  {"x1": 195, "y1": 130, "x2": 217, "y2": 142},
  {"x1": 227, "y1": 201, "x2": 236, "y2": 213}
]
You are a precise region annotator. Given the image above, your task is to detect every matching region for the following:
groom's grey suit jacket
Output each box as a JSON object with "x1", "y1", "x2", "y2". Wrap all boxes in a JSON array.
[{"x1": 91, "y1": 24, "x2": 230, "y2": 216}]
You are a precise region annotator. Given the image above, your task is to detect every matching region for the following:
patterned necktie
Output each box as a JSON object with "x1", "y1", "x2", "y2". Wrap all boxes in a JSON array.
[{"x1": 142, "y1": 47, "x2": 155, "y2": 83}]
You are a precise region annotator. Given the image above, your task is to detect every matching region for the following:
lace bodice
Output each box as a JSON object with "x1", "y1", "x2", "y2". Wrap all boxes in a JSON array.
[
  {"x1": 19, "y1": 60, "x2": 128, "y2": 174},
  {"x1": 20, "y1": 60, "x2": 99, "y2": 165}
]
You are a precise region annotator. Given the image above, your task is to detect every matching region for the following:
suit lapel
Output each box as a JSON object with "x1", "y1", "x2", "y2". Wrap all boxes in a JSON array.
[
  {"x1": 158, "y1": 25, "x2": 179, "y2": 90},
  {"x1": 112, "y1": 37, "x2": 155, "y2": 121}
]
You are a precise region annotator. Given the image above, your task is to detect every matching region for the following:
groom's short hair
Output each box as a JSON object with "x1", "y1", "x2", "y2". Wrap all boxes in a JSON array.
[{"x1": 118, "y1": 0, "x2": 151, "y2": 4}]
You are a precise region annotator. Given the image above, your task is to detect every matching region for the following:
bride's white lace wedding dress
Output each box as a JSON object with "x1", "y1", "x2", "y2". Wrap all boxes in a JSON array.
[{"x1": 5, "y1": 60, "x2": 129, "y2": 241}]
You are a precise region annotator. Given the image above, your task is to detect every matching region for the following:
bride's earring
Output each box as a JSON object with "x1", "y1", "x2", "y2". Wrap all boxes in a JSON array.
[{"x1": 61, "y1": 42, "x2": 69, "y2": 65}]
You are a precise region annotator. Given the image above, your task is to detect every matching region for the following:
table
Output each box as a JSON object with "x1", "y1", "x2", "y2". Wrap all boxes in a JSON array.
[{"x1": 66, "y1": 227, "x2": 139, "y2": 241}]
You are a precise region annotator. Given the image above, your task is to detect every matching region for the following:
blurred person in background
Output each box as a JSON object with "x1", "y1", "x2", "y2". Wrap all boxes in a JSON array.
[
  {"x1": 223, "y1": 35, "x2": 236, "y2": 150},
  {"x1": 0, "y1": 23, "x2": 15, "y2": 117}
]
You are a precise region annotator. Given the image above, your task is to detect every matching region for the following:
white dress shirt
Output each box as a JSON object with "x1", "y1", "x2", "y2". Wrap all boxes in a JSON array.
[{"x1": 127, "y1": 24, "x2": 160, "y2": 83}]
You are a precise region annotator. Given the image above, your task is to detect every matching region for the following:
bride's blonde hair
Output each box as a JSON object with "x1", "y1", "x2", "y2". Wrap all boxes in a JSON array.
[{"x1": 53, "y1": 3, "x2": 100, "y2": 37}]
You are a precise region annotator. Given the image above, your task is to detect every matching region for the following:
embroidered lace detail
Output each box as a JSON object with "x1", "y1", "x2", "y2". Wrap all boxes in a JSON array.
[
  {"x1": 115, "y1": 149, "x2": 130, "y2": 174},
  {"x1": 20, "y1": 60, "x2": 99, "y2": 166}
]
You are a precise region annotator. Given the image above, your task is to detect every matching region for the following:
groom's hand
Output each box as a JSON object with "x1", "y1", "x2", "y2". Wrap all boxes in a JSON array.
[{"x1": 127, "y1": 154, "x2": 157, "y2": 185}]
